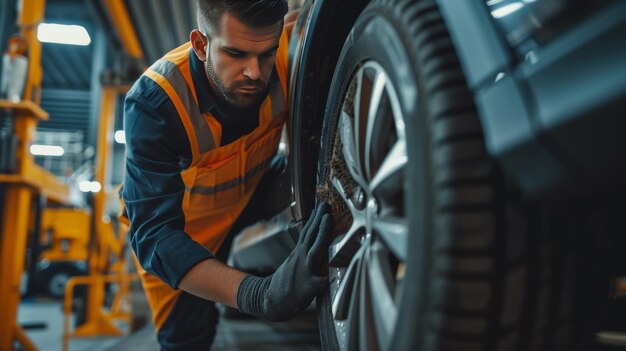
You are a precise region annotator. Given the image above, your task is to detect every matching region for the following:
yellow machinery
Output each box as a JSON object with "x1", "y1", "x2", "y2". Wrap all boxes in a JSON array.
[
  {"x1": 39, "y1": 208, "x2": 90, "y2": 264},
  {"x1": 59, "y1": 0, "x2": 147, "y2": 348},
  {"x1": 0, "y1": 0, "x2": 145, "y2": 349},
  {"x1": 61, "y1": 86, "x2": 138, "y2": 351},
  {"x1": 60, "y1": 0, "x2": 147, "y2": 344},
  {"x1": 26, "y1": 207, "x2": 90, "y2": 298},
  {"x1": 0, "y1": 0, "x2": 70, "y2": 349}
]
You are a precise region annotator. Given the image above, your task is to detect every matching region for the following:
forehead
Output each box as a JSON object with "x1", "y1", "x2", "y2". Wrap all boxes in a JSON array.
[{"x1": 215, "y1": 12, "x2": 282, "y2": 51}]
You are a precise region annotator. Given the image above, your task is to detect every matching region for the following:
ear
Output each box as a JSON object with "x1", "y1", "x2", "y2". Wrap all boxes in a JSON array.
[{"x1": 190, "y1": 29, "x2": 208, "y2": 62}]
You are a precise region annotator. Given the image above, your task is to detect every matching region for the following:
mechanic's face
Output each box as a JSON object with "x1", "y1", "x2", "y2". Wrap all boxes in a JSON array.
[{"x1": 191, "y1": 13, "x2": 282, "y2": 109}]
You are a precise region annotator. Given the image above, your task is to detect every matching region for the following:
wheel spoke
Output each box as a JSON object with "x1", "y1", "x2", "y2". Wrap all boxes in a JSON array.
[
  {"x1": 368, "y1": 241, "x2": 397, "y2": 349},
  {"x1": 352, "y1": 67, "x2": 364, "y2": 125},
  {"x1": 355, "y1": 68, "x2": 373, "y2": 185},
  {"x1": 329, "y1": 221, "x2": 362, "y2": 266},
  {"x1": 330, "y1": 176, "x2": 357, "y2": 216},
  {"x1": 344, "y1": 246, "x2": 365, "y2": 349},
  {"x1": 373, "y1": 214, "x2": 408, "y2": 261},
  {"x1": 369, "y1": 138, "x2": 407, "y2": 194},
  {"x1": 352, "y1": 68, "x2": 367, "y2": 185},
  {"x1": 359, "y1": 244, "x2": 379, "y2": 351},
  {"x1": 383, "y1": 68, "x2": 407, "y2": 141},
  {"x1": 329, "y1": 177, "x2": 364, "y2": 265},
  {"x1": 332, "y1": 244, "x2": 365, "y2": 320},
  {"x1": 339, "y1": 111, "x2": 368, "y2": 189},
  {"x1": 365, "y1": 70, "x2": 387, "y2": 181}
]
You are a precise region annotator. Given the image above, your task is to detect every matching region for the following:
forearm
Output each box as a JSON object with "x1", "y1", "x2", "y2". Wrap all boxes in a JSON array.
[{"x1": 178, "y1": 258, "x2": 248, "y2": 308}]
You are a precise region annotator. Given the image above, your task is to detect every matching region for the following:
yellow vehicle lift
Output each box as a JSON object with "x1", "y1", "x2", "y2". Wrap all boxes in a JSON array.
[
  {"x1": 39, "y1": 208, "x2": 90, "y2": 264},
  {"x1": 61, "y1": 86, "x2": 138, "y2": 351},
  {"x1": 61, "y1": 0, "x2": 145, "y2": 348},
  {"x1": 0, "y1": 0, "x2": 71, "y2": 350},
  {"x1": 29, "y1": 207, "x2": 91, "y2": 298},
  {"x1": 0, "y1": 0, "x2": 144, "y2": 349}
]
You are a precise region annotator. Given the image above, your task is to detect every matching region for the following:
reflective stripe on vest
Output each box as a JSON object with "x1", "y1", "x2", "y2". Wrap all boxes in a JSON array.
[
  {"x1": 187, "y1": 155, "x2": 273, "y2": 195},
  {"x1": 183, "y1": 78, "x2": 285, "y2": 197},
  {"x1": 145, "y1": 59, "x2": 216, "y2": 156}
]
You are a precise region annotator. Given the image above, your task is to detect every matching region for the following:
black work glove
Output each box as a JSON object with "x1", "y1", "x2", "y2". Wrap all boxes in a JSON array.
[{"x1": 237, "y1": 202, "x2": 333, "y2": 322}]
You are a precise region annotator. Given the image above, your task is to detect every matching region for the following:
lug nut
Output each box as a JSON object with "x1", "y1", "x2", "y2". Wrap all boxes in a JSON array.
[
  {"x1": 367, "y1": 198, "x2": 378, "y2": 216},
  {"x1": 352, "y1": 188, "x2": 366, "y2": 210}
]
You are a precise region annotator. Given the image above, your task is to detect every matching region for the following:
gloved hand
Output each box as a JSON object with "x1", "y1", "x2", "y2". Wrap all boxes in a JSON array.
[{"x1": 237, "y1": 202, "x2": 333, "y2": 321}]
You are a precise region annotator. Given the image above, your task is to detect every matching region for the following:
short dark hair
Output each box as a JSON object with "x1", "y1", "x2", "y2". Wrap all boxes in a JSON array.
[{"x1": 196, "y1": 0, "x2": 289, "y2": 35}]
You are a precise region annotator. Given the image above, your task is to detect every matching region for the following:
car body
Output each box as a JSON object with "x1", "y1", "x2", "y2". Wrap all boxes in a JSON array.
[{"x1": 231, "y1": 1, "x2": 626, "y2": 350}]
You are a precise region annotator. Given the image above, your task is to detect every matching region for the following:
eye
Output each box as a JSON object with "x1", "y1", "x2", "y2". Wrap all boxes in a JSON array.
[
  {"x1": 226, "y1": 51, "x2": 244, "y2": 58},
  {"x1": 260, "y1": 50, "x2": 277, "y2": 59},
  {"x1": 223, "y1": 48, "x2": 245, "y2": 57}
]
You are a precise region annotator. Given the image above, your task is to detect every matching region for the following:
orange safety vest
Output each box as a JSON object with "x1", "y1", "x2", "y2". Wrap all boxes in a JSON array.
[{"x1": 133, "y1": 29, "x2": 289, "y2": 329}]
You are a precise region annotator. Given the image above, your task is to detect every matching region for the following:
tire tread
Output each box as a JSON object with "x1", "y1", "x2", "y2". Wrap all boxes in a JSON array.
[{"x1": 317, "y1": 1, "x2": 590, "y2": 350}]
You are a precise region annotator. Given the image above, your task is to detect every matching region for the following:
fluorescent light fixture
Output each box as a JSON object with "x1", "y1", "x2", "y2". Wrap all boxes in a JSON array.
[
  {"x1": 37, "y1": 23, "x2": 91, "y2": 46},
  {"x1": 491, "y1": 2, "x2": 524, "y2": 18},
  {"x1": 30, "y1": 144, "x2": 65, "y2": 156},
  {"x1": 79, "y1": 180, "x2": 102, "y2": 193},
  {"x1": 114, "y1": 130, "x2": 126, "y2": 144},
  {"x1": 79, "y1": 180, "x2": 91, "y2": 192},
  {"x1": 90, "y1": 181, "x2": 102, "y2": 193}
]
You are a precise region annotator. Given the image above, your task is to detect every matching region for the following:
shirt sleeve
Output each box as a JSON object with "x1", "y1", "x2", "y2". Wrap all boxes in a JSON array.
[{"x1": 122, "y1": 77, "x2": 214, "y2": 289}]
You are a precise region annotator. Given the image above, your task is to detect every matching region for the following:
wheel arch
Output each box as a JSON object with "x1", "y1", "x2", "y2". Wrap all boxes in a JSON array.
[{"x1": 289, "y1": 0, "x2": 371, "y2": 220}]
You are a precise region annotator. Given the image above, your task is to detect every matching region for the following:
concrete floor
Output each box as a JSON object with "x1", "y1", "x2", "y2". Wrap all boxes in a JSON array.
[
  {"x1": 18, "y1": 297, "x2": 320, "y2": 351},
  {"x1": 105, "y1": 312, "x2": 321, "y2": 351},
  {"x1": 19, "y1": 296, "x2": 626, "y2": 351},
  {"x1": 18, "y1": 298, "x2": 120, "y2": 351}
]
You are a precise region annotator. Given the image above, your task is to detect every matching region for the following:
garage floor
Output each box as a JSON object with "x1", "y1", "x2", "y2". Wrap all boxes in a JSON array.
[
  {"x1": 19, "y1": 296, "x2": 626, "y2": 350},
  {"x1": 105, "y1": 313, "x2": 320, "y2": 351},
  {"x1": 18, "y1": 298, "x2": 321, "y2": 351}
]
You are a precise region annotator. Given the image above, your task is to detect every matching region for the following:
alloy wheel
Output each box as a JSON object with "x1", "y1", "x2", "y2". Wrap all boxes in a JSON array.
[{"x1": 327, "y1": 60, "x2": 409, "y2": 351}]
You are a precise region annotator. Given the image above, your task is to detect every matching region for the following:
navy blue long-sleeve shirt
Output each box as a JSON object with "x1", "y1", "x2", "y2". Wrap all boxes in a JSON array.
[{"x1": 123, "y1": 47, "x2": 265, "y2": 289}]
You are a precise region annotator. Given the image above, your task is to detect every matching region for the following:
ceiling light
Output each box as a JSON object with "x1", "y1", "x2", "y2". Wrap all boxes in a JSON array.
[
  {"x1": 90, "y1": 181, "x2": 102, "y2": 193},
  {"x1": 79, "y1": 180, "x2": 91, "y2": 192},
  {"x1": 37, "y1": 23, "x2": 91, "y2": 46},
  {"x1": 114, "y1": 130, "x2": 126, "y2": 144},
  {"x1": 491, "y1": 2, "x2": 524, "y2": 18},
  {"x1": 30, "y1": 144, "x2": 65, "y2": 156},
  {"x1": 79, "y1": 180, "x2": 102, "y2": 193}
]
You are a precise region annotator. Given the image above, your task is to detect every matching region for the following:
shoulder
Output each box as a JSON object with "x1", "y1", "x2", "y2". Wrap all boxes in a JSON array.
[
  {"x1": 124, "y1": 73, "x2": 183, "y2": 130},
  {"x1": 125, "y1": 75, "x2": 171, "y2": 111},
  {"x1": 124, "y1": 74, "x2": 186, "y2": 145}
]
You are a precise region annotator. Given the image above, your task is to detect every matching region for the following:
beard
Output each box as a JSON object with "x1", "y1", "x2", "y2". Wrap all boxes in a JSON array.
[{"x1": 205, "y1": 58, "x2": 267, "y2": 109}]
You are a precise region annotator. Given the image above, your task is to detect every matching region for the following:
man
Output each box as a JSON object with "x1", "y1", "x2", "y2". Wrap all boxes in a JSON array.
[{"x1": 122, "y1": 1, "x2": 333, "y2": 349}]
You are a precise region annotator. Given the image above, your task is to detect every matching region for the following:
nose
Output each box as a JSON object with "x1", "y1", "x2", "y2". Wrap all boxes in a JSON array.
[{"x1": 243, "y1": 56, "x2": 261, "y2": 81}]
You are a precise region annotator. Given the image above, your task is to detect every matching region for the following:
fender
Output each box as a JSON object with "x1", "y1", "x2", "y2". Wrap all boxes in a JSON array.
[
  {"x1": 288, "y1": 0, "x2": 370, "y2": 220},
  {"x1": 438, "y1": 0, "x2": 626, "y2": 198}
]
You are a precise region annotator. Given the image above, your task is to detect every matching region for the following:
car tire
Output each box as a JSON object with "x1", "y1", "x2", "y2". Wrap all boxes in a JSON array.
[
  {"x1": 45, "y1": 264, "x2": 80, "y2": 299},
  {"x1": 314, "y1": 0, "x2": 605, "y2": 350},
  {"x1": 47, "y1": 269, "x2": 72, "y2": 298}
]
